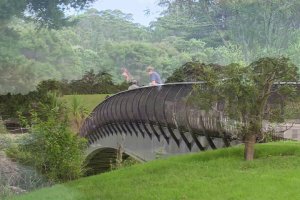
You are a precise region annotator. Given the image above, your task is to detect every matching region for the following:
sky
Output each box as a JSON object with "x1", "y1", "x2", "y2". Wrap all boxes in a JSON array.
[{"x1": 91, "y1": 0, "x2": 163, "y2": 26}]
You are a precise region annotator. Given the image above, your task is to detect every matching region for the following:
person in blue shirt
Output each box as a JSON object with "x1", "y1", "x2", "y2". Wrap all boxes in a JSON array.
[{"x1": 146, "y1": 66, "x2": 162, "y2": 86}]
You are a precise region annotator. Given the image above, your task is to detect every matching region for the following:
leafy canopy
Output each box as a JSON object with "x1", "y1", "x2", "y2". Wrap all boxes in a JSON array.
[
  {"x1": 0, "y1": 0, "x2": 96, "y2": 28},
  {"x1": 190, "y1": 57, "x2": 299, "y2": 135}
]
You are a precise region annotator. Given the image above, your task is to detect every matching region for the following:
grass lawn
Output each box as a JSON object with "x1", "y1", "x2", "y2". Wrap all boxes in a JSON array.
[
  {"x1": 11, "y1": 141, "x2": 300, "y2": 200},
  {"x1": 62, "y1": 94, "x2": 109, "y2": 113}
]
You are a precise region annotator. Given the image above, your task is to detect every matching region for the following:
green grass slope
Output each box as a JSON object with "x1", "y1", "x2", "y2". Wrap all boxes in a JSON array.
[
  {"x1": 12, "y1": 142, "x2": 300, "y2": 200},
  {"x1": 62, "y1": 94, "x2": 109, "y2": 113}
]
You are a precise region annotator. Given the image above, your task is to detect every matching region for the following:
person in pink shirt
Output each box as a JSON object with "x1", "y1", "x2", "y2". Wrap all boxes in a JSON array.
[{"x1": 121, "y1": 67, "x2": 132, "y2": 82}]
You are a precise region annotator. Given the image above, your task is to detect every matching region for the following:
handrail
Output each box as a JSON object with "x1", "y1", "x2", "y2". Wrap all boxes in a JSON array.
[{"x1": 80, "y1": 82, "x2": 300, "y2": 145}]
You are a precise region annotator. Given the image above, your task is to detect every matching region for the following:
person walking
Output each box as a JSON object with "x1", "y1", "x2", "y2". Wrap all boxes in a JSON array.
[
  {"x1": 146, "y1": 66, "x2": 162, "y2": 86},
  {"x1": 121, "y1": 67, "x2": 132, "y2": 82},
  {"x1": 128, "y1": 80, "x2": 139, "y2": 90}
]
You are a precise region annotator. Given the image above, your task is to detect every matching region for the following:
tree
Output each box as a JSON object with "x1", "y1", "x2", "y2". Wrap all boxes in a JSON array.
[
  {"x1": 156, "y1": 0, "x2": 300, "y2": 61},
  {"x1": 0, "y1": 0, "x2": 96, "y2": 28},
  {"x1": 36, "y1": 80, "x2": 66, "y2": 95},
  {"x1": 189, "y1": 57, "x2": 299, "y2": 160}
]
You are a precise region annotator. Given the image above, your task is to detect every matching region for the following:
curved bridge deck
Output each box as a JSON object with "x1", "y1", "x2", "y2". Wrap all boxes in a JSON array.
[
  {"x1": 80, "y1": 82, "x2": 300, "y2": 174},
  {"x1": 80, "y1": 83, "x2": 239, "y2": 164}
]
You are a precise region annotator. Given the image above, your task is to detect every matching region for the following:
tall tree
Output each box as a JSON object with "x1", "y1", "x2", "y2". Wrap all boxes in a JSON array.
[{"x1": 190, "y1": 57, "x2": 299, "y2": 160}]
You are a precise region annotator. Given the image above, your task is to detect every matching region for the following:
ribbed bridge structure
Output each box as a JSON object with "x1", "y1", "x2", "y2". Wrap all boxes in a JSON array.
[
  {"x1": 80, "y1": 83, "x2": 240, "y2": 174},
  {"x1": 80, "y1": 82, "x2": 300, "y2": 174}
]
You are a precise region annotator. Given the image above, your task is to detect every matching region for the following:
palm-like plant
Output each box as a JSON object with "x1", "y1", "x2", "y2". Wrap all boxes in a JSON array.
[{"x1": 70, "y1": 96, "x2": 88, "y2": 133}]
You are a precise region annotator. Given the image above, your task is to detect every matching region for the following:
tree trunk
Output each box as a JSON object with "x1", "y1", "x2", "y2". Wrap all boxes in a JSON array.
[{"x1": 244, "y1": 134, "x2": 256, "y2": 161}]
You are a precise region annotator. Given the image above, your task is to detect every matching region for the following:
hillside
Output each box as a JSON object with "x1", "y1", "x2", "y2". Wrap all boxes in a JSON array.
[{"x1": 11, "y1": 142, "x2": 300, "y2": 200}]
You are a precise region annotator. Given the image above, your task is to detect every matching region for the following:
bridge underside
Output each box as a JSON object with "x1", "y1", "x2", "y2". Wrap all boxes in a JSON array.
[
  {"x1": 85, "y1": 123, "x2": 240, "y2": 174},
  {"x1": 85, "y1": 148, "x2": 131, "y2": 175}
]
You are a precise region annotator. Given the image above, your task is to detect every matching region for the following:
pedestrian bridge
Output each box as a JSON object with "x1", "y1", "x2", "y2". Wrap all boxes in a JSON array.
[{"x1": 80, "y1": 83, "x2": 240, "y2": 174}]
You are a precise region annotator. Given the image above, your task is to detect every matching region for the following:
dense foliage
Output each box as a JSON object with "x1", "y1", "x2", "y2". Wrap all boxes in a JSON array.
[
  {"x1": 20, "y1": 115, "x2": 87, "y2": 182},
  {"x1": 184, "y1": 57, "x2": 300, "y2": 160},
  {"x1": 0, "y1": 8, "x2": 245, "y2": 94},
  {"x1": 1, "y1": 1, "x2": 300, "y2": 94},
  {"x1": 0, "y1": 70, "x2": 127, "y2": 120},
  {"x1": 0, "y1": 91, "x2": 47, "y2": 119},
  {"x1": 4, "y1": 93, "x2": 87, "y2": 182},
  {"x1": 0, "y1": 0, "x2": 96, "y2": 28},
  {"x1": 166, "y1": 62, "x2": 223, "y2": 82}
]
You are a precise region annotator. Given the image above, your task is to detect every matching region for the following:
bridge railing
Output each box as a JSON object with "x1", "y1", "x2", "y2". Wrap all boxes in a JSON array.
[
  {"x1": 80, "y1": 82, "x2": 300, "y2": 147},
  {"x1": 80, "y1": 83, "x2": 236, "y2": 149}
]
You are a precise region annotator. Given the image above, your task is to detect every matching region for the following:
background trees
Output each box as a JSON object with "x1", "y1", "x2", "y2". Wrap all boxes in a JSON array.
[
  {"x1": 1, "y1": 1, "x2": 300, "y2": 94},
  {"x1": 156, "y1": 0, "x2": 300, "y2": 61}
]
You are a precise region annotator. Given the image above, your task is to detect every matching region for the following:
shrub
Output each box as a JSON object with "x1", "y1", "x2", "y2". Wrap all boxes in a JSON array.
[{"x1": 19, "y1": 115, "x2": 87, "y2": 182}]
